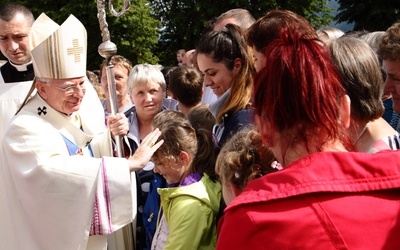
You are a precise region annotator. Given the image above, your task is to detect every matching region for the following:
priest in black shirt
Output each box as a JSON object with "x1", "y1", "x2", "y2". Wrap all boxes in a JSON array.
[
  {"x1": 0, "y1": 3, "x2": 35, "y2": 147},
  {"x1": 0, "y1": 3, "x2": 34, "y2": 83}
]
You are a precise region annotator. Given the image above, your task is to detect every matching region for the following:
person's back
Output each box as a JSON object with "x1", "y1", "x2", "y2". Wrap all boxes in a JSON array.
[{"x1": 220, "y1": 150, "x2": 400, "y2": 249}]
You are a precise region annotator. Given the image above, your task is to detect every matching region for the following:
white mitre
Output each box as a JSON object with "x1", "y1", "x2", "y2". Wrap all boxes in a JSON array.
[{"x1": 29, "y1": 13, "x2": 87, "y2": 79}]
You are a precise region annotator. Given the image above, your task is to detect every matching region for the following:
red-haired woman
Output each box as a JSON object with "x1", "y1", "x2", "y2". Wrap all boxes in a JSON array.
[
  {"x1": 217, "y1": 28, "x2": 400, "y2": 249},
  {"x1": 246, "y1": 9, "x2": 317, "y2": 72}
]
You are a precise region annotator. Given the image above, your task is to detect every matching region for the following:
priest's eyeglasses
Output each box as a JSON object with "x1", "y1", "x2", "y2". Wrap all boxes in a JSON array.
[{"x1": 47, "y1": 82, "x2": 86, "y2": 95}]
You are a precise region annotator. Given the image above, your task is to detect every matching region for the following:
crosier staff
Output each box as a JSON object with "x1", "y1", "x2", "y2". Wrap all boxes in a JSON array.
[
  {"x1": 96, "y1": 0, "x2": 130, "y2": 158},
  {"x1": 96, "y1": 1, "x2": 135, "y2": 250}
]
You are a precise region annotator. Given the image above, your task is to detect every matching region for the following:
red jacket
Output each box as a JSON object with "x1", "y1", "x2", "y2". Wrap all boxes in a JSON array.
[{"x1": 217, "y1": 150, "x2": 400, "y2": 250}]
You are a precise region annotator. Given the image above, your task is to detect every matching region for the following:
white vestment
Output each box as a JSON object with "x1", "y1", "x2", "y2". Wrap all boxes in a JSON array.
[
  {"x1": 0, "y1": 81, "x2": 34, "y2": 250},
  {"x1": 0, "y1": 82, "x2": 136, "y2": 249},
  {"x1": 0, "y1": 80, "x2": 33, "y2": 138}
]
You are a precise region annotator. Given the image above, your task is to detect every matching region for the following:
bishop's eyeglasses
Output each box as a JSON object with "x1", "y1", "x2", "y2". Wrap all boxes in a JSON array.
[{"x1": 46, "y1": 82, "x2": 86, "y2": 95}]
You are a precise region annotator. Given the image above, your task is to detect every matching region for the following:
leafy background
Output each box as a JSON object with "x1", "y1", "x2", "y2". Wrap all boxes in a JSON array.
[{"x1": 1, "y1": 0, "x2": 399, "y2": 71}]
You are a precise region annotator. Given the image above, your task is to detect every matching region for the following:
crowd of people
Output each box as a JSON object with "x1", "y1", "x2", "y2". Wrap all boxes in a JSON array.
[{"x1": 1, "y1": 2, "x2": 400, "y2": 250}]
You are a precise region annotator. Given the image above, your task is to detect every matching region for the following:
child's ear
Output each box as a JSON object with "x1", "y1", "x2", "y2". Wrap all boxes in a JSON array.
[{"x1": 179, "y1": 151, "x2": 190, "y2": 165}]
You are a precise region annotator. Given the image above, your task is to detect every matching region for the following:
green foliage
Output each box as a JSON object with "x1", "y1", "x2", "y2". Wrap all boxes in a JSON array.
[
  {"x1": 3, "y1": 0, "x2": 332, "y2": 68},
  {"x1": 10, "y1": 0, "x2": 160, "y2": 70},
  {"x1": 150, "y1": 0, "x2": 333, "y2": 66},
  {"x1": 110, "y1": 0, "x2": 161, "y2": 65},
  {"x1": 336, "y1": 0, "x2": 400, "y2": 31}
]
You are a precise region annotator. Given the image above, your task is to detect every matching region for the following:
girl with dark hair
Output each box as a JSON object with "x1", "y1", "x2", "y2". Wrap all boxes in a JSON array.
[{"x1": 196, "y1": 23, "x2": 255, "y2": 148}]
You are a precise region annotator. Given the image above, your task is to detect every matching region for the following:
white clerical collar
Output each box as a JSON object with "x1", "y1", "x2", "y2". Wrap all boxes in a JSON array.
[
  {"x1": 65, "y1": 112, "x2": 82, "y2": 128},
  {"x1": 9, "y1": 60, "x2": 33, "y2": 72}
]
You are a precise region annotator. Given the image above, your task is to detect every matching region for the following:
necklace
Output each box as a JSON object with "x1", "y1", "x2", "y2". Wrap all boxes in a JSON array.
[{"x1": 354, "y1": 121, "x2": 371, "y2": 145}]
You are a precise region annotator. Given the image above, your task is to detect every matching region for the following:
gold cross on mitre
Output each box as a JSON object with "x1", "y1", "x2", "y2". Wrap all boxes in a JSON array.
[{"x1": 67, "y1": 39, "x2": 84, "y2": 63}]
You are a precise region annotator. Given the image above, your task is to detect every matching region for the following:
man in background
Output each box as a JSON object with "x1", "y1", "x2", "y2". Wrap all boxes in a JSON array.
[
  {"x1": 0, "y1": 3, "x2": 36, "y2": 137},
  {"x1": 176, "y1": 49, "x2": 186, "y2": 66},
  {"x1": 213, "y1": 8, "x2": 255, "y2": 31},
  {"x1": 378, "y1": 22, "x2": 400, "y2": 133},
  {"x1": 0, "y1": 3, "x2": 34, "y2": 83}
]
